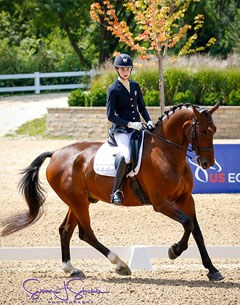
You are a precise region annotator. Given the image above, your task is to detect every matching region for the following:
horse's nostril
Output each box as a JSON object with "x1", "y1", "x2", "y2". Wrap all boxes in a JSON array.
[{"x1": 202, "y1": 161, "x2": 210, "y2": 169}]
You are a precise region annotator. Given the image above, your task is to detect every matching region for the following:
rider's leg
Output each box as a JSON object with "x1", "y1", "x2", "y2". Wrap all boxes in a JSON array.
[
  {"x1": 111, "y1": 132, "x2": 131, "y2": 204},
  {"x1": 111, "y1": 156, "x2": 128, "y2": 204}
]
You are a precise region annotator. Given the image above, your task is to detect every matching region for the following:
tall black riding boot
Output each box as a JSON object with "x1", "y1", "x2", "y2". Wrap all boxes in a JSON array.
[{"x1": 111, "y1": 157, "x2": 128, "y2": 204}]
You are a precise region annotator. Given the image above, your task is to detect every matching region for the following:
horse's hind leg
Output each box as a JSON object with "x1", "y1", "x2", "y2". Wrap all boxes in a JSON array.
[
  {"x1": 59, "y1": 209, "x2": 85, "y2": 277},
  {"x1": 192, "y1": 216, "x2": 224, "y2": 281},
  {"x1": 70, "y1": 197, "x2": 131, "y2": 276},
  {"x1": 76, "y1": 221, "x2": 130, "y2": 275}
]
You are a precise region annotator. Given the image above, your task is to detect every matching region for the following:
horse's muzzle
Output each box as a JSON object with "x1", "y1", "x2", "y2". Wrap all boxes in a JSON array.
[{"x1": 197, "y1": 157, "x2": 214, "y2": 169}]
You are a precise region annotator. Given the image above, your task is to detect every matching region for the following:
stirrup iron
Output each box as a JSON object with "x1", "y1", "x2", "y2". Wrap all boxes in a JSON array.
[{"x1": 110, "y1": 190, "x2": 124, "y2": 205}]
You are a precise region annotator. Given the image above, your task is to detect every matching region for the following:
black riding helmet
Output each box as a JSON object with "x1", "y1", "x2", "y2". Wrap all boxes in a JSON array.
[
  {"x1": 114, "y1": 54, "x2": 133, "y2": 68},
  {"x1": 114, "y1": 54, "x2": 133, "y2": 79}
]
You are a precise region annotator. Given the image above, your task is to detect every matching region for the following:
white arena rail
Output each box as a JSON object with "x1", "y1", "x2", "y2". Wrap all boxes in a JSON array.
[
  {"x1": 0, "y1": 245, "x2": 239, "y2": 271},
  {"x1": 0, "y1": 70, "x2": 96, "y2": 94}
]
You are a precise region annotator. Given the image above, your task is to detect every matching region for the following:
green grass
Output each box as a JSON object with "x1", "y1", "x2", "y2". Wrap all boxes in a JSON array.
[
  {"x1": 5, "y1": 115, "x2": 72, "y2": 139},
  {"x1": 16, "y1": 115, "x2": 46, "y2": 137}
]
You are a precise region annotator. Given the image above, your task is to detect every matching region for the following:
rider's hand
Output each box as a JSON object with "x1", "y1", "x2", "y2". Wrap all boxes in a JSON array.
[
  {"x1": 128, "y1": 121, "x2": 142, "y2": 131},
  {"x1": 147, "y1": 120, "x2": 154, "y2": 130}
]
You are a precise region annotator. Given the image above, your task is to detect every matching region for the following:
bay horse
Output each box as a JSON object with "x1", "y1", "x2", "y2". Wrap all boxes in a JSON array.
[{"x1": 1, "y1": 102, "x2": 223, "y2": 281}]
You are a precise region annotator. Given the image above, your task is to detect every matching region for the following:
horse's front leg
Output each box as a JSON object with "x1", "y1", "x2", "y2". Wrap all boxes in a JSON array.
[
  {"x1": 168, "y1": 210, "x2": 194, "y2": 259},
  {"x1": 154, "y1": 198, "x2": 194, "y2": 259},
  {"x1": 192, "y1": 216, "x2": 224, "y2": 281}
]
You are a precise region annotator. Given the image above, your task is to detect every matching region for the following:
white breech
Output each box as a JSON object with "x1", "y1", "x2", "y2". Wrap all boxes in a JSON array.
[{"x1": 114, "y1": 132, "x2": 133, "y2": 164}]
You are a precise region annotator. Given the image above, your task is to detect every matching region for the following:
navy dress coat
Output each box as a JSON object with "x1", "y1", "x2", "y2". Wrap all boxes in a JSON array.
[{"x1": 107, "y1": 79, "x2": 151, "y2": 133}]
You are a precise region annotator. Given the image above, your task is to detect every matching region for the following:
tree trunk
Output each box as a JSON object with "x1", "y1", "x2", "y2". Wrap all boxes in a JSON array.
[
  {"x1": 158, "y1": 52, "x2": 165, "y2": 115},
  {"x1": 58, "y1": 12, "x2": 86, "y2": 67},
  {"x1": 99, "y1": 23, "x2": 106, "y2": 64}
]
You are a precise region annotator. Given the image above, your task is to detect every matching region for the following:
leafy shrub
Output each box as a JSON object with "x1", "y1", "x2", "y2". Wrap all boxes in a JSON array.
[
  {"x1": 67, "y1": 65, "x2": 240, "y2": 107},
  {"x1": 201, "y1": 92, "x2": 222, "y2": 106},
  {"x1": 133, "y1": 68, "x2": 158, "y2": 95},
  {"x1": 68, "y1": 89, "x2": 87, "y2": 106},
  {"x1": 144, "y1": 89, "x2": 160, "y2": 106},
  {"x1": 90, "y1": 70, "x2": 115, "y2": 93},
  {"x1": 164, "y1": 68, "x2": 190, "y2": 104},
  {"x1": 173, "y1": 90, "x2": 195, "y2": 104},
  {"x1": 68, "y1": 83, "x2": 108, "y2": 108},
  {"x1": 194, "y1": 69, "x2": 226, "y2": 103},
  {"x1": 225, "y1": 69, "x2": 240, "y2": 99},
  {"x1": 229, "y1": 89, "x2": 240, "y2": 106},
  {"x1": 89, "y1": 86, "x2": 107, "y2": 107}
]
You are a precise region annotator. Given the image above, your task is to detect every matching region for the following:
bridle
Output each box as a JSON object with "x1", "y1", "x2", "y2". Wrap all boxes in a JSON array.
[
  {"x1": 189, "y1": 117, "x2": 214, "y2": 157},
  {"x1": 143, "y1": 116, "x2": 214, "y2": 159}
]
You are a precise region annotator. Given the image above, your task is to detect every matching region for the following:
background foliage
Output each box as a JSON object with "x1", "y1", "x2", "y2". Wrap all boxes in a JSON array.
[
  {"x1": 0, "y1": 0, "x2": 239, "y2": 105},
  {"x1": 0, "y1": 0, "x2": 239, "y2": 73},
  {"x1": 68, "y1": 55, "x2": 240, "y2": 106}
]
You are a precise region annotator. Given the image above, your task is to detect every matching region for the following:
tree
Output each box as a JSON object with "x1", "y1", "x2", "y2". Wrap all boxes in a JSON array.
[
  {"x1": 90, "y1": 0, "x2": 216, "y2": 114},
  {"x1": 34, "y1": 0, "x2": 95, "y2": 68},
  {"x1": 0, "y1": 0, "x2": 98, "y2": 69},
  {"x1": 180, "y1": 0, "x2": 240, "y2": 57},
  {"x1": 0, "y1": 0, "x2": 134, "y2": 68}
]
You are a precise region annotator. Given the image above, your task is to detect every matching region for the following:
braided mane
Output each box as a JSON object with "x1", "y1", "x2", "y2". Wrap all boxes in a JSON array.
[{"x1": 156, "y1": 103, "x2": 199, "y2": 126}]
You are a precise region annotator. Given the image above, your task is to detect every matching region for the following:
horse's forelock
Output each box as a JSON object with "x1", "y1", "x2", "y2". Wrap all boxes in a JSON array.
[{"x1": 199, "y1": 108, "x2": 211, "y2": 117}]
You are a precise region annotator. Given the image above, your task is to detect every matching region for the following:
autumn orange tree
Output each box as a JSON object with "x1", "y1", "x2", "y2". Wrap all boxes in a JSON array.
[{"x1": 90, "y1": 0, "x2": 216, "y2": 114}]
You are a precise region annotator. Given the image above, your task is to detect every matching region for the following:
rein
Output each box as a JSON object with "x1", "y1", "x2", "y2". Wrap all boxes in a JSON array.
[
  {"x1": 143, "y1": 117, "x2": 214, "y2": 159},
  {"x1": 143, "y1": 126, "x2": 193, "y2": 158}
]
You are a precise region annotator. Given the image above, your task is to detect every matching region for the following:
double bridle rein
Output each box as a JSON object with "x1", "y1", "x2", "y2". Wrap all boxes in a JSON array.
[{"x1": 143, "y1": 117, "x2": 214, "y2": 159}]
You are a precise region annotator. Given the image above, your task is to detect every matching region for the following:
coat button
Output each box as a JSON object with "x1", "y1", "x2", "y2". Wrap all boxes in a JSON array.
[
  {"x1": 131, "y1": 104, "x2": 134, "y2": 107},
  {"x1": 130, "y1": 98, "x2": 133, "y2": 101}
]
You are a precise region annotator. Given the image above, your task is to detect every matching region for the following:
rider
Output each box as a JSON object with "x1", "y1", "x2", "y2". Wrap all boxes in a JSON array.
[{"x1": 107, "y1": 53, "x2": 154, "y2": 204}]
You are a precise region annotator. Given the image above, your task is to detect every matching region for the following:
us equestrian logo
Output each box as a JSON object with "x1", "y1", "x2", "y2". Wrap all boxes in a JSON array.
[{"x1": 188, "y1": 157, "x2": 240, "y2": 184}]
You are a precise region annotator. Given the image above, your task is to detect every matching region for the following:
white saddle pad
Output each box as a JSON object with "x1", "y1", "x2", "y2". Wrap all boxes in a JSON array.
[{"x1": 94, "y1": 133, "x2": 145, "y2": 177}]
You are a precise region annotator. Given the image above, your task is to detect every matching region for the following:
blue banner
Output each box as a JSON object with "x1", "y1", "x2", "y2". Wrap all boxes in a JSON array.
[{"x1": 187, "y1": 144, "x2": 240, "y2": 193}]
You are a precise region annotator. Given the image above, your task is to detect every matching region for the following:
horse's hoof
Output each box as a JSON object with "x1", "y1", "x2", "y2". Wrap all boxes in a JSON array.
[
  {"x1": 168, "y1": 245, "x2": 179, "y2": 260},
  {"x1": 116, "y1": 265, "x2": 132, "y2": 276},
  {"x1": 70, "y1": 270, "x2": 86, "y2": 278},
  {"x1": 208, "y1": 271, "x2": 224, "y2": 281}
]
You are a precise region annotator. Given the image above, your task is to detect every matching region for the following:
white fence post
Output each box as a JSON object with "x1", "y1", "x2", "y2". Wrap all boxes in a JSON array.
[
  {"x1": 34, "y1": 72, "x2": 40, "y2": 94},
  {"x1": 90, "y1": 69, "x2": 96, "y2": 79}
]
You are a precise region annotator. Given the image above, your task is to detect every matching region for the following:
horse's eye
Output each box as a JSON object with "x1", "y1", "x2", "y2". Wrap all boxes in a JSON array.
[{"x1": 208, "y1": 126, "x2": 216, "y2": 133}]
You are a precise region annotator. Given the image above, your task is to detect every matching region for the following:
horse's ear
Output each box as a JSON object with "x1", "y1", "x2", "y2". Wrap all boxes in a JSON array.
[
  {"x1": 192, "y1": 105, "x2": 201, "y2": 121},
  {"x1": 209, "y1": 99, "x2": 221, "y2": 115}
]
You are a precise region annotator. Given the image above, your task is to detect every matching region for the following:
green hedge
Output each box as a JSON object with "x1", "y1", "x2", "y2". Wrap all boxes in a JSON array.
[{"x1": 68, "y1": 66, "x2": 240, "y2": 107}]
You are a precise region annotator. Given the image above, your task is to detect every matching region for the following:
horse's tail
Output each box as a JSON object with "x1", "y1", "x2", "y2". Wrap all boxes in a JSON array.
[{"x1": 0, "y1": 151, "x2": 52, "y2": 236}]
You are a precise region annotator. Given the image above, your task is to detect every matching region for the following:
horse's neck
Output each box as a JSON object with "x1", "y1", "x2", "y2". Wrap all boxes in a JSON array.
[{"x1": 155, "y1": 109, "x2": 193, "y2": 148}]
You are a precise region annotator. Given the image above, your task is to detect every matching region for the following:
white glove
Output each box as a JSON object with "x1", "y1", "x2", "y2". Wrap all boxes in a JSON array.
[
  {"x1": 128, "y1": 121, "x2": 142, "y2": 131},
  {"x1": 147, "y1": 120, "x2": 154, "y2": 130}
]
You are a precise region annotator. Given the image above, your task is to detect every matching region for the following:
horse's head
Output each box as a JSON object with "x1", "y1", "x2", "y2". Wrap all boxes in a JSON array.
[{"x1": 189, "y1": 101, "x2": 220, "y2": 169}]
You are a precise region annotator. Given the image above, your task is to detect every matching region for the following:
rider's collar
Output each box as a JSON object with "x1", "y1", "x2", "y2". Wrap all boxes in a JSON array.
[{"x1": 118, "y1": 77, "x2": 130, "y2": 92}]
